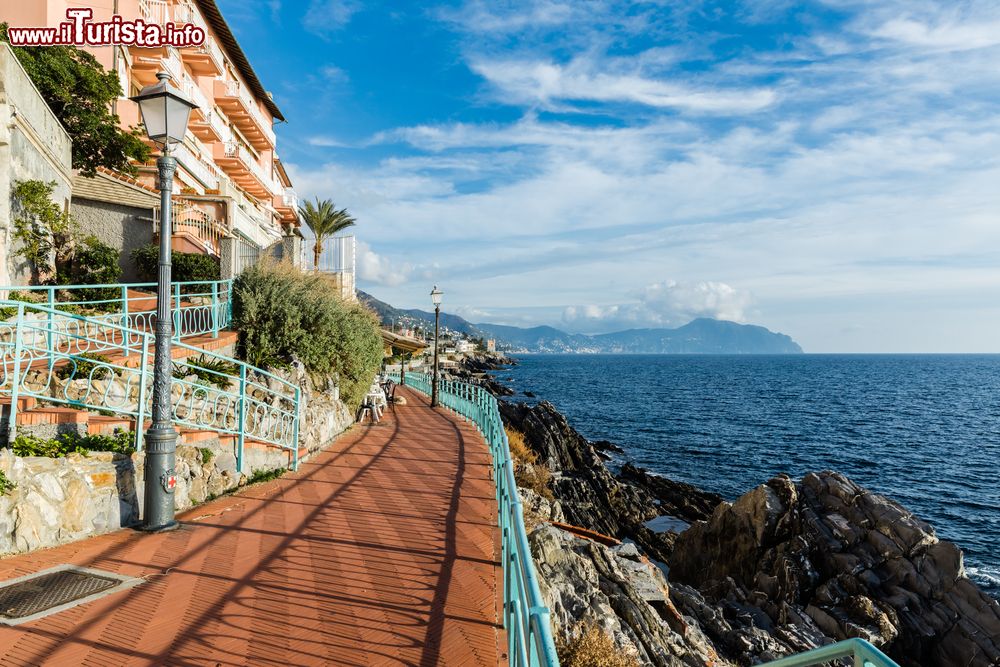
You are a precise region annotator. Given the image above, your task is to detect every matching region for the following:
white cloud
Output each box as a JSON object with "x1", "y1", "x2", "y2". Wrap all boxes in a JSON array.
[
  {"x1": 303, "y1": 0, "x2": 358, "y2": 35},
  {"x1": 356, "y1": 241, "x2": 411, "y2": 287},
  {"x1": 470, "y1": 59, "x2": 777, "y2": 113},
  {"x1": 562, "y1": 281, "x2": 754, "y2": 332}
]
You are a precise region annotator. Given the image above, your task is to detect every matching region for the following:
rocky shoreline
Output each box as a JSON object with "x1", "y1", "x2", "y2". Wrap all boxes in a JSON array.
[{"x1": 450, "y1": 354, "x2": 1000, "y2": 666}]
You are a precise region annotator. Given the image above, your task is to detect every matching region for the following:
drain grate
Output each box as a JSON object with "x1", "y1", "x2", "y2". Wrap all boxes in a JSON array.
[{"x1": 0, "y1": 566, "x2": 143, "y2": 625}]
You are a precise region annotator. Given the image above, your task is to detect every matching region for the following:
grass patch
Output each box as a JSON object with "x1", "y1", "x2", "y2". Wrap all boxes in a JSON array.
[
  {"x1": 247, "y1": 467, "x2": 285, "y2": 485},
  {"x1": 12, "y1": 430, "x2": 134, "y2": 458},
  {"x1": 199, "y1": 447, "x2": 214, "y2": 465},
  {"x1": 557, "y1": 621, "x2": 640, "y2": 667}
]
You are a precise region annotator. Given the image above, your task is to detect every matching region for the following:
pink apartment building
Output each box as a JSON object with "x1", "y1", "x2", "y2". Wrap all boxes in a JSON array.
[{"x1": 1, "y1": 0, "x2": 301, "y2": 278}]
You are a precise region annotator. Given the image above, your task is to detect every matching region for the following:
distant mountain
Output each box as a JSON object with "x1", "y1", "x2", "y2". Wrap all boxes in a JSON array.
[{"x1": 357, "y1": 290, "x2": 802, "y2": 354}]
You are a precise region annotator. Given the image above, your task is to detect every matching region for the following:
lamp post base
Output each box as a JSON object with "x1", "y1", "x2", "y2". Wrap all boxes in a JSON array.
[
  {"x1": 142, "y1": 424, "x2": 178, "y2": 531},
  {"x1": 137, "y1": 521, "x2": 179, "y2": 533}
]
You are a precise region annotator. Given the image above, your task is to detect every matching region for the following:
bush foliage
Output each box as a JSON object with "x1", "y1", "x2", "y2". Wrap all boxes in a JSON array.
[
  {"x1": 0, "y1": 23, "x2": 150, "y2": 176},
  {"x1": 60, "y1": 236, "x2": 122, "y2": 303},
  {"x1": 131, "y1": 244, "x2": 220, "y2": 288},
  {"x1": 231, "y1": 262, "x2": 383, "y2": 409},
  {"x1": 12, "y1": 430, "x2": 135, "y2": 458}
]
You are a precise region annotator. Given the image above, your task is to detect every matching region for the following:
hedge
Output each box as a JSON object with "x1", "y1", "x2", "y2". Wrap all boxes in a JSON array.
[{"x1": 231, "y1": 262, "x2": 383, "y2": 410}]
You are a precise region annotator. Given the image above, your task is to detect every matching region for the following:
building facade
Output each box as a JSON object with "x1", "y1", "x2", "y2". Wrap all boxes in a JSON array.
[
  {"x1": 0, "y1": 43, "x2": 73, "y2": 286},
  {"x1": 1, "y1": 0, "x2": 300, "y2": 275}
]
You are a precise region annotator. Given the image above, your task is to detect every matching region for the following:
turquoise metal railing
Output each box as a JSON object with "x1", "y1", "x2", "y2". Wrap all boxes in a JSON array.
[
  {"x1": 0, "y1": 300, "x2": 300, "y2": 469},
  {"x1": 392, "y1": 372, "x2": 560, "y2": 667},
  {"x1": 762, "y1": 638, "x2": 899, "y2": 667},
  {"x1": 0, "y1": 279, "x2": 234, "y2": 343}
]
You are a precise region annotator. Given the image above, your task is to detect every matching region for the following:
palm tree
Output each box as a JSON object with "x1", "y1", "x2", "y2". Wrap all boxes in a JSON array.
[{"x1": 298, "y1": 198, "x2": 357, "y2": 271}]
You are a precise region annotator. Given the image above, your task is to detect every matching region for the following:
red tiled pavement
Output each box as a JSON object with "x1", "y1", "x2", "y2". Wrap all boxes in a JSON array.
[{"x1": 0, "y1": 387, "x2": 505, "y2": 666}]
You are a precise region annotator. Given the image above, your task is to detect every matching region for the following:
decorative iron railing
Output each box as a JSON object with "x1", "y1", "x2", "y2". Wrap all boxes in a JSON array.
[
  {"x1": 0, "y1": 298, "x2": 300, "y2": 469},
  {"x1": 761, "y1": 639, "x2": 899, "y2": 667},
  {"x1": 390, "y1": 372, "x2": 560, "y2": 667},
  {"x1": 0, "y1": 280, "x2": 234, "y2": 342}
]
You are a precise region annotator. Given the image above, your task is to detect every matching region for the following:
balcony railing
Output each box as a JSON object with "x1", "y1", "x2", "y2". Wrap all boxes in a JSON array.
[
  {"x1": 174, "y1": 3, "x2": 225, "y2": 75},
  {"x1": 216, "y1": 78, "x2": 276, "y2": 148},
  {"x1": 281, "y1": 188, "x2": 298, "y2": 210},
  {"x1": 179, "y1": 72, "x2": 210, "y2": 117},
  {"x1": 175, "y1": 144, "x2": 220, "y2": 190},
  {"x1": 138, "y1": 0, "x2": 170, "y2": 25},
  {"x1": 223, "y1": 142, "x2": 280, "y2": 195},
  {"x1": 154, "y1": 198, "x2": 230, "y2": 256}
]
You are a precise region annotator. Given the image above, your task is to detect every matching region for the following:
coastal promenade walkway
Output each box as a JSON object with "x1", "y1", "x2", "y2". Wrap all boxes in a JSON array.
[{"x1": 0, "y1": 387, "x2": 504, "y2": 666}]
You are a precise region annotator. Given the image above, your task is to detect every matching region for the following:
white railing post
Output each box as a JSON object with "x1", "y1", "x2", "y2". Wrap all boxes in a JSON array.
[{"x1": 6, "y1": 304, "x2": 25, "y2": 444}]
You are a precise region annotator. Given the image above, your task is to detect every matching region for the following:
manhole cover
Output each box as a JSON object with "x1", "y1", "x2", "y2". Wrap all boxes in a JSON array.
[{"x1": 0, "y1": 566, "x2": 143, "y2": 625}]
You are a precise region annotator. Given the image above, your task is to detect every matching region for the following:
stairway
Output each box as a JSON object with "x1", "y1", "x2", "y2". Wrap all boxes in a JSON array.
[{"x1": 1, "y1": 282, "x2": 302, "y2": 468}]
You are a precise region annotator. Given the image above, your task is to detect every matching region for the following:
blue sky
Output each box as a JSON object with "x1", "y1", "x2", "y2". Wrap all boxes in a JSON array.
[{"x1": 219, "y1": 0, "x2": 1000, "y2": 352}]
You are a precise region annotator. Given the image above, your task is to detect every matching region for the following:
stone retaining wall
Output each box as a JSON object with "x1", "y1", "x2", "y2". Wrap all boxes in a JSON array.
[{"x1": 0, "y1": 364, "x2": 356, "y2": 556}]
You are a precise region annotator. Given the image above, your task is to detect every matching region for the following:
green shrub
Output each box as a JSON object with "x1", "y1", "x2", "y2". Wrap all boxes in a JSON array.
[
  {"x1": 56, "y1": 352, "x2": 116, "y2": 380},
  {"x1": 0, "y1": 471, "x2": 15, "y2": 495},
  {"x1": 199, "y1": 447, "x2": 214, "y2": 465},
  {"x1": 173, "y1": 353, "x2": 237, "y2": 389},
  {"x1": 131, "y1": 244, "x2": 220, "y2": 291},
  {"x1": 60, "y1": 236, "x2": 122, "y2": 305},
  {"x1": 231, "y1": 262, "x2": 383, "y2": 409},
  {"x1": 12, "y1": 430, "x2": 134, "y2": 458},
  {"x1": 0, "y1": 291, "x2": 43, "y2": 320}
]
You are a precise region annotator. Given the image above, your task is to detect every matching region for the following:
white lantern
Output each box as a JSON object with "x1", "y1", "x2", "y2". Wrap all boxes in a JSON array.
[
  {"x1": 430, "y1": 286, "x2": 443, "y2": 306},
  {"x1": 130, "y1": 72, "x2": 197, "y2": 147}
]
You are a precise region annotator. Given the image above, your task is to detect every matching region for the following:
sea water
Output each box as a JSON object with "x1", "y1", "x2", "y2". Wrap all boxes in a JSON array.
[{"x1": 500, "y1": 354, "x2": 1000, "y2": 598}]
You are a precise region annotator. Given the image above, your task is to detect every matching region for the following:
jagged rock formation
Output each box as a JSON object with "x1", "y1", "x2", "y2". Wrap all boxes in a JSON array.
[
  {"x1": 531, "y1": 524, "x2": 731, "y2": 666},
  {"x1": 669, "y1": 472, "x2": 1000, "y2": 667},
  {"x1": 501, "y1": 400, "x2": 720, "y2": 564},
  {"x1": 501, "y1": 398, "x2": 1000, "y2": 667}
]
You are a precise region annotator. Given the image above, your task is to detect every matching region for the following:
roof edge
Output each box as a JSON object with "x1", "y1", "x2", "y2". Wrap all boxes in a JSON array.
[{"x1": 195, "y1": 0, "x2": 285, "y2": 122}]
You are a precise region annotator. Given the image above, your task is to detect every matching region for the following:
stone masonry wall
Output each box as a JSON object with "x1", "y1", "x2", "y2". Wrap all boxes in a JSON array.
[{"x1": 0, "y1": 366, "x2": 355, "y2": 557}]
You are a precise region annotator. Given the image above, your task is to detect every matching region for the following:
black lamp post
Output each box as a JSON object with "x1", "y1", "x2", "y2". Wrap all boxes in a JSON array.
[
  {"x1": 430, "y1": 286, "x2": 442, "y2": 407},
  {"x1": 131, "y1": 72, "x2": 197, "y2": 532}
]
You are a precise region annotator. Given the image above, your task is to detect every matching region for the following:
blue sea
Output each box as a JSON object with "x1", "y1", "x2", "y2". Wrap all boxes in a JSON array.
[{"x1": 498, "y1": 354, "x2": 1000, "y2": 598}]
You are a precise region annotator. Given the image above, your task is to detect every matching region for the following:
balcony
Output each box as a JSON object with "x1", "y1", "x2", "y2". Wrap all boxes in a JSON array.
[
  {"x1": 154, "y1": 199, "x2": 230, "y2": 256},
  {"x1": 174, "y1": 4, "x2": 225, "y2": 75},
  {"x1": 214, "y1": 141, "x2": 280, "y2": 199},
  {"x1": 213, "y1": 78, "x2": 276, "y2": 149},
  {"x1": 190, "y1": 108, "x2": 231, "y2": 144},
  {"x1": 179, "y1": 71, "x2": 210, "y2": 119},
  {"x1": 132, "y1": 47, "x2": 183, "y2": 84},
  {"x1": 274, "y1": 188, "x2": 299, "y2": 224},
  {"x1": 138, "y1": 0, "x2": 170, "y2": 26},
  {"x1": 175, "y1": 144, "x2": 221, "y2": 191}
]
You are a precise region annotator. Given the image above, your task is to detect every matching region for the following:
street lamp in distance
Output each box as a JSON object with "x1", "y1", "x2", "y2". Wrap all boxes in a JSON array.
[
  {"x1": 430, "y1": 286, "x2": 443, "y2": 407},
  {"x1": 130, "y1": 71, "x2": 197, "y2": 532}
]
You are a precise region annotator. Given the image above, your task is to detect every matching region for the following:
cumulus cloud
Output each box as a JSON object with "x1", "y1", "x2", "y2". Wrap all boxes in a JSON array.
[
  {"x1": 562, "y1": 281, "x2": 754, "y2": 332},
  {"x1": 356, "y1": 241, "x2": 411, "y2": 287}
]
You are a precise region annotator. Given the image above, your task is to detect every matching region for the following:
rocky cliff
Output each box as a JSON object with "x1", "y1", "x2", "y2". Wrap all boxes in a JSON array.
[{"x1": 499, "y1": 398, "x2": 1000, "y2": 666}]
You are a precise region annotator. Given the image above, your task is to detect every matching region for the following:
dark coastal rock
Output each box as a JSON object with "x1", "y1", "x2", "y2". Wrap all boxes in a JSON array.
[
  {"x1": 669, "y1": 471, "x2": 1000, "y2": 666},
  {"x1": 619, "y1": 464, "x2": 723, "y2": 524},
  {"x1": 591, "y1": 439, "x2": 626, "y2": 455}
]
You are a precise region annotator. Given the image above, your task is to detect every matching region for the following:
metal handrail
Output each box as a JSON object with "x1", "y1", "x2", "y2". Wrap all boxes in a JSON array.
[
  {"x1": 0, "y1": 300, "x2": 300, "y2": 469},
  {"x1": 390, "y1": 372, "x2": 560, "y2": 667},
  {"x1": 761, "y1": 639, "x2": 899, "y2": 667},
  {"x1": 0, "y1": 279, "x2": 234, "y2": 341}
]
